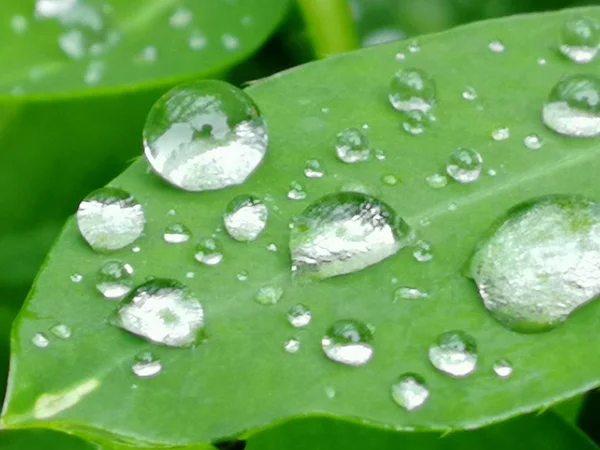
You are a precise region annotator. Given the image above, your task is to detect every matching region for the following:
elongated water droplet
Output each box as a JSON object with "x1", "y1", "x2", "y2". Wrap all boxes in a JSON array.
[
  {"x1": 391, "y1": 373, "x2": 429, "y2": 411},
  {"x1": 304, "y1": 159, "x2": 325, "y2": 178},
  {"x1": 429, "y1": 330, "x2": 478, "y2": 378},
  {"x1": 426, "y1": 173, "x2": 448, "y2": 189},
  {"x1": 77, "y1": 187, "x2": 145, "y2": 252},
  {"x1": 50, "y1": 324, "x2": 72, "y2": 339},
  {"x1": 290, "y1": 192, "x2": 413, "y2": 279},
  {"x1": 224, "y1": 195, "x2": 267, "y2": 242},
  {"x1": 393, "y1": 287, "x2": 429, "y2": 301},
  {"x1": 284, "y1": 338, "x2": 300, "y2": 353},
  {"x1": 492, "y1": 127, "x2": 510, "y2": 141},
  {"x1": 335, "y1": 128, "x2": 371, "y2": 163},
  {"x1": 389, "y1": 68, "x2": 436, "y2": 113},
  {"x1": 194, "y1": 238, "x2": 223, "y2": 265},
  {"x1": 254, "y1": 285, "x2": 283, "y2": 305},
  {"x1": 287, "y1": 181, "x2": 307, "y2": 200},
  {"x1": 542, "y1": 74, "x2": 600, "y2": 137},
  {"x1": 288, "y1": 303, "x2": 312, "y2": 328},
  {"x1": 163, "y1": 223, "x2": 191, "y2": 244},
  {"x1": 112, "y1": 279, "x2": 205, "y2": 347},
  {"x1": 493, "y1": 359, "x2": 513, "y2": 378},
  {"x1": 143, "y1": 80, "x2": 268, "y2": 191},
  {"x1": 132, "y1": 352, "x2": 162, "y2": 378},
  {"x1": 560, "y1": 16, "x2": 600, "y2": 64},
  {"x1": 446, "y1": 148, "x2": 483, "y2": 183},
  {"x1": 470, "y1": 195, "x2": 600, "y2": 333},
  {"x1": 32, "y1": 333, "x2": 49, "y2": 348},
  {"x1": 96, "y1": 260, "x2": 134, "y2": 299},
  {"x1": 321, "y1": 319, "x2": 374, "y2": 366}
]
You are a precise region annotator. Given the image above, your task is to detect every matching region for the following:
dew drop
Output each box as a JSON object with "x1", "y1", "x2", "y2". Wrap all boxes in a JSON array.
[
  {"x1": 429, "y1": 330, "x2": 478, "y2": 378},
  {"x1": 11, "y1": 15, "x2": 28, "y2": 34},
  {"x1": 132, "y1": 246, "x2": 141, "y2": 253},
  {"x1": 412, "y1": 240, "x2": 433, "y2": 262},
  {"x1": 304, "y1": 159, "x2": 325, "y2": 178},
  {"x1": 395, "y1": 52, "x2": 406, "y2": 61},
  {"x1": 143, "y1": 80, "x2": 268, "y2": 191},
  {"x1": 221, "y1": 33, "x2": 239, "y2": 51},
  {"x1": 381, "y1": 174, "x2": 398, "y2": 186},
  {"x1": 186, "y1": 271, "x2": 195, "y2": 279},
  {"x1": 284, "y1": 338, "x2": 300, "y2": 354},
  {"x1": 391, "y1": 373, "x2": 429, "y2": 411},
  {"x1": 488, "y1": 40, "x2": 505, "y2": 53},
  {"x1": 84, "y1": 60, "x2": 105, "y2": 86},
  {"x1": 524, "y1": 134, "x2": 544, "y2": 150},
  {"x1": 132, "y1": 352, "x2": 162, "y2": 378},
  {"x1": 50, "y1": 324, "x2": 72, "y2": 339},
  {"x1": 335, "y1": 127, "x2": 371, "y2": 163},
  {"x1": 559, "y1": 16, "x2": 600, "y2": 64},
  {"x1": 493, "y1": 359, "x2": 513, "y2": 379},
  {"x1": 446, "y1": 148, "x2": 483, "y2": 183},
  {"x1": 224, "y1": 195, "x2": 268, "y2": 242},
  {"x1": 537, "y1": 57, "x2": 547, "y2": 66},
  {"x1": 425, "y1": 173, "x2": 448, "y2": 189},
  {"x1": 32, "y1": 333, "x2": 50, "y2": 348},
  {"x1": 169, "y1": 7, "x2": 192, "y2": 29},
  {"x1": 189, "y1": 30, "x2": 207, "y2": 50},
  {"x1": 401, "y1": 110, "x2": 430, "y2": 135},
  {"x1": 393, "y1": 287, "x2": 429, "y2": 301},
  {"x1": 462, "y1": 86, "x2": 477, "y2": 101},
  {"x1": 266, "y1": 243, "x2": 278, "y2": 252},
  {"x1": 321, "y1": 319, "x2": 374, "y2": 366},
  {"x1": 389, "y1": 68, "x2": 436, "y2": 113},
  {"x1": 287, "y1": 303, "x2": 312, "y2": 328},
  {"x1": 135, "y1": 45, "x2": 158, "y2": 64},
  {"x1": 96, "y1": 260, "x2": 134, "y2": 300},
  {"x1": 287, "y1": 181, "x2": 307, "y2": 200},
  {"x1": 254, "y1": 285, "x2": 283, "y2": 305},
  {"x1": 163, "y1": 223, "x2": 192, "y2": 244},
  {"x1": 70, "y1": 273, "x2": 83, "y2": 283},
  {"x1": 374, "y1": 149, "x2": 386, "y2": 161},
  {"x1": 194, "y1": 238, "x2": 224, "y2": 266},
  {"x1": 407, "y1": 40, "x2": 420, "y2": 53},
  {"x1": 491, "y1": 127, "x2": 510, "y2": 141},
  {"x1": 290, "y1": 192, "x2": 413, "y2": 279},
  {"x1": 236, "y1": 270, "x2": 248, "y2": 282},
  {"x1": 487, "y1": 169, "x2": 497, "y2": 177},
  {"x1": 325, "y1": 386, "x2": 336, "y2": 399}
]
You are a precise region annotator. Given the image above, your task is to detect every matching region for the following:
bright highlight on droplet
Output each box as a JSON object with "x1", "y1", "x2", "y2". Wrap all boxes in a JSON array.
[
  {"x1": 224, "y1": 195, "x2": 268, "y2": 242},
  {"x1": 429, "y1": 330, "x2": 478, "y2": 378},
  {"x1": 321, "y1": 319, "x2": 374, "y2": 367}
]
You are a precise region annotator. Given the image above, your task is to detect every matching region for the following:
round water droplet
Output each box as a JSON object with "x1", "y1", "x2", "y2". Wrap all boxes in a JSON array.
[
  {"x1": 132, "y1": 352, "x2": 162, "y2": 378},
  {"x1": 169, "y1": 7, "x2": 192, "y2": 28},
  {"x1": 70, "y1": 273, "x2": 83, "y2": 283},
  {"x1": 32, "y1": 333, "x2": 49, "y2": 348},
  {"x1": 50, "y1": 324, "x2": 72, "y2": 339},
  {"x1": 224, "y1": 195, "x2": 268, "y2": 242},
  {"x1": 96, "y1": 260, "x2": 134, "y2": 300},
  {"x1": 290, "y1": 192, "x2": 413, "y2": 279},
  {"x1": 408, "y1": 40, "x2": 420, "y2": 53},
  {"x1": 321, "y1": 319, "x2": 374, "y2": 367},
  {"x1": 491, "y1": 127, "x2": 510, "y2": 141},
  {"x1": 374, "y1": 149, "x2": 386, "y2": 161},
  {"x1": 325, "y1": 386, "x2": 336, "y2": 399},
  {"x1": 77, "y1": 187, "x2": 145, "y2": 252},
  {"x1": 112, "y1": 279, "x2": 205, "y2": 347},
  {"x1": 393, "y1": 287, "x2": 429, "y2": 301},
  {"x1": 163, "y1": 223, "x2": 192, "y2": 244},
  {"x1": 401, "y1": 110, "x2": 430, "y2": 135},
  {"x1": 288, "y1": 303, "x2": 312, "y2": 328},
  {"x1": 412, "y1": 240, "x2": 433, "y2": 262},
  {"x1": 488, "y1": 40, "x2": 505, "y2": 53},
  {"x1": 284, "y1": 338, "x2": 300, "y2": 354},
  {"x1": 446, "y1": 148, "x2": 483, "y2": 183},
  {"x1": 391, "y1": 373, "x2": 429, "y2": 411},
  {"x1": 462, "y1": 86, "x2": 477, "y2": 101},
  {"x1": 194, "y1": 238, "x2": 224, "y2": 265},
  {"x1": 304, "y1": 159, "x2": 325, "y2": 178},
  {"x1": 287, "y1": 181, "x2": 307, "y2": 200},
  {"x1": 381, "y1": 174, "x2": 398, "y2": 186},
  {"x1": 493, "y1": 359, "x2": 513, "y2": 379},
  {"x1": 189, "y1": 29, "x2": 207, "y2": 50},
  {"x1": 266, "y1": 243, "x2": 278, "y2": 252},
  {"x1": 470, "y1": 195, "x2": 600, "y2": 333},
  {"x1": 429, "y1": 330, "x2": 478, "y2": 378},
  {"x1": 542, "y1": 74, "x2": 600, "y2": 137},
  {"x1": 425, "y1": 173, "x2": 448, "y2": 189},
  {"x1": 143, "y1": 80, "x2": 268, "y2": 191},
  {"x1": 335, "y1": 128, "x2": 371, "y2": 163},
  {"x1": 560, "y1": 16, "x2": 600, "y2": 64},
  {"x1": 389, "y1": 68, "x2": 436, "y2": 113},
  {"x1": 524, "y1": 134, "x2": 544, "y2": 150},
  {"x1": 537, "y1": 57, "x2": 547, "y2": 66},
  {"x1": 254, "y1": 285, "x2": 283, "y2": 305}
]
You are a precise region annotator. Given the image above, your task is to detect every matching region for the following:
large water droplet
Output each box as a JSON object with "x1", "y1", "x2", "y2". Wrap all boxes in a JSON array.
[
  {"x1": 112, "y1": 279, "x2": 205, "y2": 347},
  {"x1": 163, "y1": 223, "x2": 192, "y2": 244},
  {"x1": 76, "y1": 187, "x2": 145, "y2": 252},
  {"x1": 96, "y1": 260, "x2": 134, "y2": 300},
  {"x1": 143, "y1": 80, "x2": 268, "y2": 191},
  {"x1": 254, "y1": 285, "x2": 283, "y2": 305},
  {"x1": 290, "y1": 192, "x2": 413, "y2": 279},
  {"x1": 194, "y1": 238, "x2": 224, "y2": 265},
  {"x1": 428, "y1": 330, "x2": 478, "y2": 378},
  {"x1": 560, "y1": 16, "x2": 600, "y2": 64},
  {"x1": 321, "y1": 319, "x2": 374, "y2": 366},
  {"x1": 470, "y1": 195, "x2": 600, "y2": 333},
  {"x1": 391, "y1": 373, "x2": 429, "y2": 411},
  {"x1": 287, "y1": 303, "x2": 312, "y2": 328},
  {"x1": 223, "y1": 195, "x2": 268, "y2": 242},
  {"x1": 446, "y1": 148, "x2": 483, "y2": 183},
  {"x1": 542, "y1": 74, "x2": 600, "y2": 137},
  {"x1": 389, "y1": 68, "x2": 436, "y2": 113},
  {"x1": 335, "y1": 128, "x2": 371, "y2": 163},
  {"x1": 132, "y1": 352, "x2": 162, "y2": 378}
]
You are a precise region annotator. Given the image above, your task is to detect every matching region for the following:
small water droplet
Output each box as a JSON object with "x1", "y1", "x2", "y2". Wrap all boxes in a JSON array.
[
  {"x1": 241, "y1": 15, "x2": 253, "y2": 27},
  {"x1": 84, "y1": 60, "x2": 105, "y2": 85},
  {"x1": 132, "y1": 246, "x2": 141, "y2": 253},
  {"x1": 393, "y1": 287, "x2": 429, "y2": 301},
  {"x1": 169, "y1": 7, "x2": 192, "y2": 28},
  {"x1": 325, "y1": 386, "x2": 336, "y2": 399},
  {"x1": 287, "y1": 303, "x2": 312, "y2": 328},
  {"x1": 11, "y1": 15, "x2": 28, "y2": 34},
  {"x1": 224, "y1": 195, "x2": 268, "y2": 242},
  {"x1": 429, "y1": 330, "x2": 478, "y2": 378},
  {"x1": 70, "y1": 273, "x2": 83, "y2": 283},
  {"x1": 236, "y1": 270, "x2": 248, "y2": 282},
  {"x1": 132, "y1": 352, "x2": 162, "y2": 378},
  {"x1": 448, "y1": 202, "x2": 458, "y2": 211},
  {"x1": 254, "y1": 285, "x2": 283, "y2": 305},
  {"x1": 194, "y1": 238, "x2": 224, "y2": 266},
  {"x1": 381, "y1": 174, "x2": 398, "y2": 186},
  {"x1": 284, "y1": 338, "x2": 300, "y2": 353},
  {"x1": 321, "y1": 107, "x2": 330, "y2": 114},
  {"x1": 304, "y1": 159, "x2": 325, "y2": 178},
  {"x1": 143, "y1": 80, "x2": 267, "y2": 191},
  {"x1": 492, "y1": 127, "x2": 510, "y2": 141},
  {"x1": 135, "y1": 45, "x2": 157, "y2": 63},
  {"x1": 266, "y1": 243, "x2": 278, "y2": 252},
  {"x1": 446, "y1": 148, "x2": 483, "y2": 183},
  {"x1": 462, "y1": 86, "x2": 477, "y2": 101},
  {"x1": 560, "y1": 16, "x2": 600, "y2": 64},
  {"x1": 163, "y1": 223, "x2": 192, "y2": 244},
  {"x1": 524, "y1": 134, "x2": 544, "y2": 150},
  {"x1": 186, "y1": 271, "x2": 195, "y2": 279},
  {"x1": 487, "y1": 169, "x2": 497, "y2": 177},
  {"x1": 32, "y1": 333, "x2": 49, "y2": 348},
  {"x1": 419, "y1": 217, "x2": 430, "y2": 228},
  {"x1": 493, "y1": 359, "x2": 513, "y2": 378},
  {"x1": 374, "y1": 149, "x2": 386, "y2": 161},
  {"x1": 76, "y1": 187, "x2": 145, "y2": 252},
  {"x1": 96, "y1": 260, "x2": 134, "y2": 299},
  {"x1": 189, "y1": 29, "x2": 207, "y2": 50},
  {"x1": 401, "y1": 110, "x2": 431, "y2": 135},
  {"x1": 425, "y1": 173, "x2": 448, "y2": 189},
  {"x1": 167, "y1": 209, "x2": 176, "y2": 216},
  {"x1": 321, "y1": 319, "x2": 373, "y2": 366},
  {"x1": 113, "y1": 279, "x2": 205, "y2": 347},
  {"x1": 221, "y1": 33, "x2": 239, "y2": 51},
  {"x1": 488, "y1": 40, "x2": 505, "y2": 53},
  {"x1": 391, "y1": 373, "x2": 429, "y2": 411},
  {"x1": 335, "y1": 127, "x2": 371, "y2": 163},
  {"x1": 395, "y1": 52, "x2": 406, "y2": 61},
  {"x1": 407, "y1": 40, "x2": 420, "y2": 53},
  {"x1": 287, "y1": 181, "x2": 307, "y2": 200},
  {"x1": 50, "y1": 324, "x2": 72, "y2": 339},
  {"x1": 537, "y1": 57, "x2": 547, "y2": 66},
  {"x1": 389, "y1": 68, "x2": 436, "y2": 113},
  {"x1": 412, "y1": 240, "x2": 433, "y2": 262}
]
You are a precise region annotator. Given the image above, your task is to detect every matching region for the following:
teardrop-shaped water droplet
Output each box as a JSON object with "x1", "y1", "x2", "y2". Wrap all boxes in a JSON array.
[
  {"x1": 335, "y1": 128, "x2": 371, "y2": 163},
  {"x1": 143, "y1": 80, "x2": 268, "y2": 191},
  {"x1": 112, "y1": 279, "x2": 205, "y2": 347},
  {"x1": 425, "y1": 173, "x2": 448, "y2": 189},
  {"x1": 428, "y1": 330, "x2": 478, "y2": 378},
  {"x1": 163, "y1": 223, "x2": 192, "y2": 244},
  {"x1": 389, "y1": 68, "x2": 436, "y2": 113},
  {"x1": 560, "y1": 16, "x2": 600, "y2": 64},
  {"x1": 50, "y1": 324, "x2": 72, "y2": 339},
  {"x1": 391, "y1": 373, "x2": 429, "y2": 411},
  {"x1": 290, "y1": 192, "x2": 413, "y2": 279},
  {"x1": 524, "y1": 134, "x2": 544, "y2": 150},
  {"x1": 284, "y1": 338, "x2": 300, "y2": 353},
  {"x1": 321, "y1": 319, "x2": 374, "y2": 366},
  {"x1": 304, "y1": 159, "x2": 325, "y2": 178},
  {"x1": 32, "y1": 333, "x2": 49, "y2": 348},
  {"x1": 96, "y1": 260, "x2": 134, "y2": 300},
  {"x1": 254, "y1": 285, "x2": 283, "y2": 305},
  {"x1": 194, "y1": 238, "x2": 224, "y2": 265},
  {"x1": 132, "y1": 352, "x2": 162, "y2": 378},
  {"x1": 77, "y1": 187, "x2": 145, "y2": 252},
  {"x1": 393, "y1": 287, "x2": 429, "y2": 301},
  {"x1": 542, "y1": 74, "x2": 600, "y2": 137},
  {"x1": 446, "y1": 148, "x2": 483, "y2": 183},
  {"x1": 493, "y1": 359, "x2": 513, "y2": 379},
  {"x1": 470, "y1": 195, "x2": 600, "y2": 333},
  {"x1": 491, "y1": 127, "x2": 510, "y2": 141},
  {"x1": 224, "y1": 195, "x2": 267, "y2": 242},
  {"x1": 287, "y1": 181, "x2": 307, "y2": 200},
  {"x1": 287, "y1": 303, "x2": 312, "y2": 328}
]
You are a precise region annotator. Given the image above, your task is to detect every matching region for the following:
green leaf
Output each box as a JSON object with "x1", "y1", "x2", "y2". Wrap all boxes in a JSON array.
[
  {"x1": 3, "y1": 5, "x2": 600, "y2": 447},
  {"x1": 0, "y1": 429, "x2": 97, "y2": 450},
  {"x1": 246, "y1": 414, "x2": 598, "y2": 450}
]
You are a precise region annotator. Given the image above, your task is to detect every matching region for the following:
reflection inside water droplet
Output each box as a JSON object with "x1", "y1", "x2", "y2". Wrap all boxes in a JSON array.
[
  {"x1": 194, "y1": 238, "x2": 224, "y2": 265},
  {"x1": 163, "y1": 223, "x2": 192, "y2": 244},
  {"x1": 287, "y1": 303, "x2": 312, "y2": 328},
  {"x1": 224, "y1": 195, "x2": 268, "y2": 242},
  {"x1": 429, "y1": 330, "x2": 478, "y2": 378},
  {"x1": 391, "y1": 373, "x2": 429, "y2": 411},
  {"x1": 321, "y1": 319, "x2": 374, "y2": 366},
  {"x1": 96, "y1": 260, "x2": 134, "y2": 300}
]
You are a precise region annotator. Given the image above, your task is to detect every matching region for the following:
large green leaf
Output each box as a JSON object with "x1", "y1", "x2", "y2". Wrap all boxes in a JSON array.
[
  {"x1": 2, "y1": 5, "x2": 600, "y2": 447},
  {"x1": 0, "y1": 429, "x2": 97, "y2": 450}
]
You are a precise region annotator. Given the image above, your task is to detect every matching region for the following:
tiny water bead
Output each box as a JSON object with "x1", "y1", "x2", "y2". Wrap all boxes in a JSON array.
[
  {"x1": 132, "y1": 352, "x2": 162, "y2": 379},
  {"x1": 391, "y1": 373, "x2": 429, "y2": 411},
  {"x1": 32, "y1": 333, "x2": 49, "y2": 349},
  {"x1": 143, "y1": 80, "x2": 268, "y2": 191},
  {"x1": 425, "y1": 173, "x2": 448, "y2": 189},
  {"x1": 70, "y1": 273, "x2": 83, "y2": 283},
  {"x1": 50, "y1": 324, "x2": 72, "y2": 339},
  {"x1": 429, "y1": 330, "x2": 478, "y2": 378},
  {"x1": 77, "y1": 187, "x2": 145, "y2": 252},
  {"x1": 470, "y1": 195, "x2": 600, "y2": 333},
  {"x1": 287, "y1": 181, "x2": 307, "y2": 200},
  {"x1": 236, "y1": 270, "x2": 248, "y2": 282},
  {"x1": 524, "y1": 134, "x2": 544, "y2": 150},
  {"x1": 254, "y1": 285, "x2": 283, "y2": 305},
  {"x1": 393, "y1": 287, "x2": 429, "y2": 301},
  {"x1": 412, "y1": 240, "x2": 433, "y2": 262},
  {"x1": 96, "y1": 260, "x2": 134, "y2": 300},
  {"x1": 462, "y1": 86, "x2": 478, "y2": 101},
  {"x1": 381, "y1": 174, "x2": 398, "y2": 186},
  {"x1": 493, "y1": 359, "x2": 513, "y2": 379},
  {"x1": 335, "y1": 128, "x2": 371, "y2": 163},
  {"x1": 112, "y1": 279, "x2": 205, "y2": 347},
  {"x1": 488, "y1": 40, "x2": 505, "y2": 53},
  {"x1": 304, "y1": 159, "x2": 325, "y2": 178},
  {"x1": 290, "y1": 192, "x2": 413, "y2": 279},
  {"x1": 446, "y1": 148, "x2": 483, "y2": 183},
  {"x1": 491, "y1": 127, "x2": 510, "y2": 141},
  {"x1": 560, "y1": 16, "x2": 600, "y2": 64},
  {"x1": 194, "y1": 238, "x2": 224, "y2": 265},
  {"x1": 284, "y1": 338, "x2": 300, "y2": 354},
  {"x1": 321, "y1": 319, "x2": 374, "y2": 367},
  {"x1": 163, "y1": 223, "x2": 192, "y2": 244},
  {"x1": 223, "y1": 195, "x2": 268, "y2": 242},
  {"x1": 542, "y1": 74, "x2": 600, "y2": 137},
  {"x1": 287, "y1": 303, "x2": 312, "y2": 328},
  {"x1": 401, "y1": 110, "x2": 430, "y2": 135},
  {"x1": 389, "y1": 68, "x2": 436, "y2": 113}
]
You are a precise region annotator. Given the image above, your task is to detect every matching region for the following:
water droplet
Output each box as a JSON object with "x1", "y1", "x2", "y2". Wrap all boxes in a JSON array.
[
  {"x1": 524, "y1": 134, "x2": 543, "y2": 150},
  {"x1": 389, "y1": 68, "x2": 436, "y2": 113},
  {"x1": 419, "y1": 217, "x2": 431, "y2": 228},
  {"x1": 76, "y1": 187, "x2": 145, "y2": 251},
  {"x1": 290, "y1": 192, "x2": 413, "y2": 279},
  {"x1": 488, "y1": 169, "x2": 497, "y2": 176},
  {"x1": 288, "y1": 304, "x2": 312, "y2": 328},
  {"x1": 266, "y1": 243, "x2": 278, "y2": 252},
  {"x1": 488, "y1": 40, "x2": 505, "y2": 53},
  {"x1": 381, "y1": 174, "x2": 398, "y2": 186},
  {"x1": 135, "y1": 45, "x2": 158, "y2": 64},
  {"x1": 560, "y1": 16, "x2": 600, "y2": 64},
  {"x1": 132, "y1": 352, "x2": 162, "y2": 378},
  {"x1": 412, "y1": 240, "x2": 433, "y2": 262},
  {"x1": 335, "y1": 128, "x2": 371, "y2": 163},
  {"x1": 542, "y1": 74, "x2": 600, "y2": 137},
  {"x1": 395, "y1": 52, "x2": 406, "y2": 61},
  {"x1": 448, "y1": 202, "x2": 458, "y2": 211},
  {"x1": 32, "y1": 333, "x2": 49, "y2": 348},
  {"x1": 70, "y1": 273, "x2": 83, "y2": 283},
  {"x1": 132, "y1": 246, "x2": 141, "y2": 253},
  {"x1": 241, "y1": 16, "x2": 253, "y2": 27},
  {"x1": 84, "y1": 60, "x2": 105, "y2": 85},
  {"x1": 11, "y1": 15, "x2": 28, "y2": 34},
  {"x1": 537, "y1": 57, "x2": 547, "y2": 66},
  {"x1": 470, "y1": 195, "x2": 600, "y2": 332},
  {"x1": 284, "y1": 338, "x2": 300, "y2": 353},
  {"x1": 186, "y1": 271, "x2": 195, "y2": 279},
  {"x1": 194, "y1": 238, "x2": 224, "y2": 266},
  {"x1": 236, "y1": 270, "x2": 248, "y2": 282},
  {"x1": 189, "y1": 29, "x2": 207, "y2": 50},
  {"x1": 163, "y1": 223, "x2": 192, "y2": 244},
  {"x1": 112, "y1": 279, "x2": 205, "y2": 347},
  {"x1": 493, "y1": 359, "x2": 513, "y2": 378},
  {"x1": 401, "y1": 110, "x2": 430, "y2": 135},
  {"x1": 393, "y1": 287, "x2": 429, "y2": 301},
  {"x1": 325, "y1": 386, "x2": 336, "y2": 399},
  {"x1": 222, "y1": 33, "x2": 239, "y2": 50},
  {"x1": 429, "y1": 330, "x2": 478, "y2": 378},
  {"x1": 50, "y1": 324, "x2": 72, "y2": 339},
  {"x1": 426, "y1": 173, "x2": 448, "y2": 189},
  {"x1": 169, "y1": 7, "x2": 192, "y2": 29},
  {"x1": 254, "y1": 285, "x2": 283, "y2": 305},
  {"x1": 96, "y1": 260, "x2": 134, "y2": 299},
  {"x1": 462, "y1": 86, "x2": 477, "y2": 101},
  {"x1": 492, "y1": 127, "x2": 510, "y2": 141},
  {"x1": 408, "y1": 40, "x2": 420, "y2": 53},
  {"x1": 143, "y1": 80, "x2": 268, "y2": 191},
  {"x1": 321, "y1": 319, "x2": 374, "y2": 366},
  {"x1": 391, "y1": 373, "x2": 429, "y2": 411},
  {"x1": 304, "y1": 159, "x2": 325, "y2": 178},
  {"x1": 287, "y1": 181, "x2": 307, "y2": 200},
  {"x1": 374, "y1": 149, "x2": 386, "y2": 161},
  {"x1": 224, "y1": 195, "x2": 268, "y2": 242},
  {"x1": 446, "y1": 148, "x2": 483, "y2": 183}
]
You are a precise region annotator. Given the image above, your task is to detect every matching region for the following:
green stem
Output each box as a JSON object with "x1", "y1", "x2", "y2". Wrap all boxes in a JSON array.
[{"x1": 297, "y1": 0, "x2": 359, "y2": 58}]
